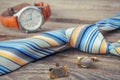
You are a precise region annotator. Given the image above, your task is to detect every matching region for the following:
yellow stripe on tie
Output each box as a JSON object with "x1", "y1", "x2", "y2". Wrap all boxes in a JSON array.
[
  {"x1": 0, "y1": 50, "x2": 27, "y2": 65},
  {"x1": 116, "y1": 48, "x2": 120, "y2": 54},
  {"x1": 32, "y1": 36, "x2": 59, "y2": 47},
  {"x1": 100, "y1": 39, "x2": 107, "y2": 54},
  {"x1": 70, "y1": 27, "x2": 81, "y2": 47}
]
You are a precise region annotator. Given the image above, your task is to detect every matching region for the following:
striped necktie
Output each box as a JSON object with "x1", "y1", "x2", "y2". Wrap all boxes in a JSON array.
[{"x1": 0, "y1": 13, "x2": 119, "y2": 75}]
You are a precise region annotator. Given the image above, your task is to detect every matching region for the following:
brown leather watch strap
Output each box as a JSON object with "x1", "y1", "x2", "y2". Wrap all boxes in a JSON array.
[
  {"x1": 35, "y1": 2, "x2": 51, "y2": 21},
  {"x1": 0, "y1": 3, "x2": 30, "y2": 29},
  {"x1": 0, "y1": 16, "x2": 19, "y2": 29},
  {"x1": 0, "y1": 2, "x2": 51, "y2": 29}
]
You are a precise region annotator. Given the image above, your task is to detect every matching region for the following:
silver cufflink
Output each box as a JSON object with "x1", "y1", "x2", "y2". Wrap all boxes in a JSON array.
[
  {"x1": 49, "y1": 63, "x2": 69, "y2": 79},
  {"x1": 77, "y1": 56, "x2": 98, "y2": 68}
]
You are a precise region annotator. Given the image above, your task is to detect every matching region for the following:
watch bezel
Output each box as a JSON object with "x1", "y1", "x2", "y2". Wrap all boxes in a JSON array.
[{"x1": 15, "y1": 6, "x2": 44, "y2": 32}]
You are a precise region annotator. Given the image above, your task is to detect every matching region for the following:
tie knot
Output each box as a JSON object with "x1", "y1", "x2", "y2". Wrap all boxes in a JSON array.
[{"x1": 66, "y1": 25, "x2": 109, "y2": 54}]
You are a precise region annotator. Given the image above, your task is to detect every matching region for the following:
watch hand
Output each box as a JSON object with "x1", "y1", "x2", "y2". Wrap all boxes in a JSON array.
[
  {"x1": 29, "y1": 12, "x2": 33, "y2": 20},
  {"x1": 28, "y1": 14, "x2": 31, "y2": 20}
]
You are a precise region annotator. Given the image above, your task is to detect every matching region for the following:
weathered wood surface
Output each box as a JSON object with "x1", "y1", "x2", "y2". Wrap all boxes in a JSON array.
[{"x1": 0, "y1": 0, "x2": 120, "y2": 80}]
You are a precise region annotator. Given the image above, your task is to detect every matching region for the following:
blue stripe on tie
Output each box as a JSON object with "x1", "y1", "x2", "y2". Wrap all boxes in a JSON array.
[
  {"x1": 22, "y1": 43, "x2": 49, "y2": 56},
  {"x1": 14, "y1": 40, "x2": 48, "y2": 51},
  {"x1": 85, "y1": 28, "x2": 97, "y2": 52},
  {"x1": 0, "y1": 70, "x2": 5, "y2": 74},
  {"x1": 106, "y1": 42, "x2": 111, "y2": 54},
  {"x1": 109, "y1": 18, "x2": 120, "y2": 26},
  {"x1": 1, "y1": 41, "x2": 55, "y2": 56},
  {"x1": 86, "y1": 29, "x2": 98, "y2": 53},
  {"x1": 18, "y1": 42, "x2": 54, "y2": 55},
  {"x1": 45, "y1": 30, "x2": 67, "y2": 41},
  {"x1": 96, "y1": 18, "x2": 120, "y2": 28},
  {"x1": 21, "y1": 41, "x2": 41, "y2": 49},
  {"x1": 40, "y1": 33, "x2": 65, "y2": 45},
  {"x1": 80, "y1": 26, "x2": 97, "y2": 51},
  {"x1": 89, "y1": 31, "x2": 99, "y2": 53},
  {"x1": 43, "y1": 32, "x2": 67, "y2": 43},
  {"x1": 0, "y1": 40, "x2": 55, "y2": 55},
  {"x1": 42, "y1": 48, "x2": 55, "y2": 53},
  {"x1": 31, "y1": 37, "x2": 54, "y2": 47},
  {"x1": 0, "y1": 46, "x2": 40, "y2": 60},
  {"x1": 1, "y1": 40, "x2": 41, "y2": 49},
  {"x1": 83, "y1": 28, "x2": 97, "y2": 52},
  {"x1": 104, "y1": 23, "x2": 119, "y2": 28},
  {"x1": 0, "y1": 65, "x2": 11, "y2": 73},
  {"x1": 0, "y1": 47, "x2": 34, "y2": 62},
  {"x1": 28, "y1": 38, "x2": 51, "y2": 47},
  {"x1": 0, "y1": 38, "x2": 51, "y2": 48},
  {"x1": 78, "y1": 25, "x2": 95, "y2": 51},
  {"x1": 75, "y1": 26, "x2": 89, "y2": 49},
  {"x1": 37, "y1": 48, "x2": 55, "y2": 55}
]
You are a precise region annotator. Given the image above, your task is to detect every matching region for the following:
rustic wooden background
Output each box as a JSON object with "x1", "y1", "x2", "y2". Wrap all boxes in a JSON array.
[{"x1": 0, "y1": 0, "x2": 120, "y2": 80}]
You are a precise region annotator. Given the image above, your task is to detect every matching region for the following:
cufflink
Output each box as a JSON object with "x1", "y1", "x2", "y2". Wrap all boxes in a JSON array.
[
  {"x1": 49, "y1": 63, "x2": 69, "y2": 79},
  {"x1": 77, "y1": 57, "x2": 98, "y2": 68}
]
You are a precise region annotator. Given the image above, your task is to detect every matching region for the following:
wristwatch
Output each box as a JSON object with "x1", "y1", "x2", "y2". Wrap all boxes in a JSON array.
[{"x1": 0, "y1": 2, "x2": 51, "y2": 32}]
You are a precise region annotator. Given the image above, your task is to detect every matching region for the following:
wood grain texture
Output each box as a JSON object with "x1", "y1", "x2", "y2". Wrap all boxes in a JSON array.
[{"x1": 0, "y1": 0, "x2": 120, "y2": 80}]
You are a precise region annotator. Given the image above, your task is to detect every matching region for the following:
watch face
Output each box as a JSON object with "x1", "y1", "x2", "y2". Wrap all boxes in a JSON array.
[{"x1": 18, "y1": 6, "x2": 43, "y2": 31}]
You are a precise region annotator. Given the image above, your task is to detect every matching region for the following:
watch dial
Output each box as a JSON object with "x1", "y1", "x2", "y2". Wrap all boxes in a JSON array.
[{"x1": 19, "y1": 8, "x2": 43, "y2": 31}]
